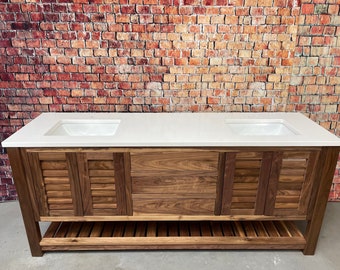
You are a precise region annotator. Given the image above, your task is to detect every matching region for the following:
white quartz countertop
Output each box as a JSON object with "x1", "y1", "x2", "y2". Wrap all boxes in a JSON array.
[{"x1": 2, "y1": 112, "x2": 340, "y2": 147}]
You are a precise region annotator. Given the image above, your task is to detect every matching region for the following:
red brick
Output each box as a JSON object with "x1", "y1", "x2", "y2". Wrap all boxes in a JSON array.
[
  {"x1": 320, "y1": 15, "x2": 331, "y2": 25},
  {"x1": 301, "y1": 4, "x2": 314, "y2": 14},
  {"x1": 310, "y1": 26, "x2": 324, "y2": 35},
  {"x1": 334, "y1": 57, "x2": 340, "y2": 66}
]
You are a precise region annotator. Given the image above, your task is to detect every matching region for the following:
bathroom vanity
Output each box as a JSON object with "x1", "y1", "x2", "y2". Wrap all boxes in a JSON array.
[{"x1": 2, "y1": 113, "x2": 340, "y2": 256}]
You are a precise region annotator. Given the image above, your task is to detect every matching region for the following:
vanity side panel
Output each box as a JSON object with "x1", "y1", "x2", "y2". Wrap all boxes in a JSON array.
[
  {"x1": 303, "y1": 147, "x2": 340, "y2": 255},
  {"x1": 7, "y1": 148, "x2": 43, "y2": 256}
]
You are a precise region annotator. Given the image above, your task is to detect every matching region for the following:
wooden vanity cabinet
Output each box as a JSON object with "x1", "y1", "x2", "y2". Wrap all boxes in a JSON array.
[{"x1": 7, "y1": 146, "x2": 339, "y2": 256}]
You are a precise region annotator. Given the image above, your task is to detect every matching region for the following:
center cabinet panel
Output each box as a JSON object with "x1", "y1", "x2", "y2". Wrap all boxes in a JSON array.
[{"x1": 130, "y1": 151, "x2": 219, "y2": 215}]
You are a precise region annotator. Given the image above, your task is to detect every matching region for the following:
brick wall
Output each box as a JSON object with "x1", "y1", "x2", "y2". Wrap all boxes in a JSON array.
[
  {"x1": 0, "y1": 0, "x2": 339, "y2": 202},
  {"x1": 287, "y1": 0, "x2": 340, "y2": 200}
]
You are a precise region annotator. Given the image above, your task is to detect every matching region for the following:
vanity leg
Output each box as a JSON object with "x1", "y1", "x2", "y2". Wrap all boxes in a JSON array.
[
  {"x1": 7, "y1": 148, "x2": 43, "y2": 257},
  {"x1": 303, "y1": 147, "x2": 339, "y2": 255}
]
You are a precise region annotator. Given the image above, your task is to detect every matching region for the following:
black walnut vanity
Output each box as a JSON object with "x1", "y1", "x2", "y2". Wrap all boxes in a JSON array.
[{"x1": 2, "y1": 113, "x2": 340, "y2": 256}]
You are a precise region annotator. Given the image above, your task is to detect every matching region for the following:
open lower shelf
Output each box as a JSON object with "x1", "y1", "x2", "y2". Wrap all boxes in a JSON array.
[{"x1": 40, "y1": 220, "x2": 306, "y2": 251}]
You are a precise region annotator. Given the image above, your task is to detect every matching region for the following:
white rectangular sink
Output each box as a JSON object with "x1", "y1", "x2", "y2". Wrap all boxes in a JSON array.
[
  {"x1": 45, "y1": 119, "x2": 120, "y2": 136},
  {"x1": 225, "y1": 119, "x2": 299, "y2": 136}
]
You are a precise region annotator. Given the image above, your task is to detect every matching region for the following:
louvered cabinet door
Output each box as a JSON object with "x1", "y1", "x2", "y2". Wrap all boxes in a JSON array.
[
  {"x1": 77, "y1": 152, "x2": 132, "y2": 216},
  {"x1": 265, "y1": 150, "x2": 320, "y2": 216},
  {"x1": 27, "y1": 151, "x2": 83, "y2": 217},
  {"x1": 220, "y1": 151, "x2": 271, "y2": 215},
  {"x1": 220, "y1": 149, "x2": 320, "y2": 217}
]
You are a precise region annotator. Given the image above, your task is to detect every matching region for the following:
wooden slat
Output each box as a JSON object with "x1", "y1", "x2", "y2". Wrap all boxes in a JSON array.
[
  {"x1": 253, "y1": 221, "x2": 268, "y2": 237},
  {"x1": 42, "y1": 170, "x2": 69, "y2": 177},
  {"x1": 66, "y1": 222, "x2": 83, "y2": 237},
  {"x1": 41, "y1": 161, "x2": 68, "y2": 170},
  {"x1": 49, "y1": 204, "x2": 74, "y2": 210},
  {"x1": 147, "y1": 222, "x2": 157, "y2": 237},
  {"x1": 46, "y1": 191, "x2": 72, "y2": 197},
  {"x1": 47, "y1": 198, "x2": 73, "y2": 204},
  {"x1": 90, "y1": 222, "x2": 104, "y2": 237},
  {"x1": 112, "y1": 222, "x2": 125, "y2": 237},
  {"x1": 221, "y1": 222, "x2": 234, "y2": 237},
  {"x1": 179, "y1": 222, "x2": 190, "y2": 236},
  {"x1": 86, "y1": 152, "x2": 114, "y2": 160},
  {"x1": 38, "y1": 152, "x2": 66, "y2": 160},
  {"x1": 88, "y1": 160, "x2": 115, "y2": 170},
  {"x1": 101, "y1": 222, "x2": 114, "y2": 237},
  {"x1": 124, "y1": 222, "x2": 136, "y2": 237},
  {"x1": 233, "y1": 222, "x2": 246, "y2": 237},
  {"x1": 135, "y1": 222, "x2": 147, "y2": 237},
  {"x1": 44, "y1": 177, "x2": 70, "y2": 184},
  {"x1": 274, "y1": 221, "x2": 291, "y2": 237},
  {"x1": 91, "y1": 190, "x2": 116, "y2": 197},
  {"x1": 89, "y1": 170, "x2": 115, "y2": 177},
  {"x1": 49, "y1": 210, "x2": 75, "y2": 216},
  {"x1": 200, "y1": 222, "x2": 212, "y2": 237},
  {"x1": 90, "y1": 177, "x2": 116, "y2": 184},
  {"x1": 157, "y1": 222, "x2": 168, "y2": 237},
  {"x1": 263, "y1": 221, "x2": 280, "y2": 237},
  {"x1": 243, "y1": 222, "x2": 257, "y2": 237},
  {"x1": 211, "y1": 222, "x2": 223, "y2": 236},
  {"x1": 43, "y1": 222, "x2": 61, "y2": 238},
  {"x1": 168, "y1": 222, "x2": 179, "y2": 237},
  {"x1": 78, "y1": 223, "x2": 93, "y2": 237},
  {"x1": 189, "y1": 222, "x2": 201, "y2": 236},
  {"x1": 55, "y1": 222, "x2": 70, "y2": 238}
]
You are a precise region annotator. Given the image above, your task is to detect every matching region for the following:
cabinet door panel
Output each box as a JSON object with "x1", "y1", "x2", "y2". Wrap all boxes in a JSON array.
[
  {"x1": 78, "y1": 152, "x2": 131, "y2": 216},
  {"x1": 27, "y1": 152, "x2": 82, "y2": 216},
  {"x1": 270, "y1": 150, "x2": 319, "y2": 216},
  {"x1": 220, "y1": 149, "x2": 320, "y2": 217},
  {"x1": 221, "y1": 152, "x2": 268, "y2": 215}
]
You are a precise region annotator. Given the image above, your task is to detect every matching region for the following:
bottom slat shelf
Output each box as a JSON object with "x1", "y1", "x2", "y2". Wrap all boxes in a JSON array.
[{"x1": 41, "y1": 221, "x2": 306, "y2": 251}]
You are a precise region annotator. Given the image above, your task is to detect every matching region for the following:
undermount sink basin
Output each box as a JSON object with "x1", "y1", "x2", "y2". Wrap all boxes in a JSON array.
[
  {"x1": 45, "y1": 119, "x2": 120, "y2": 136},
  {"x1": 226, "y1": 119, "x2": 299, "y2": 136}
]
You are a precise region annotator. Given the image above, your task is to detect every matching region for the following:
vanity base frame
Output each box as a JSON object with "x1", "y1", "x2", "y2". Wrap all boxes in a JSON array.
[{"x1": 7, "y1": 146, "x2": 340, "y2": 256}]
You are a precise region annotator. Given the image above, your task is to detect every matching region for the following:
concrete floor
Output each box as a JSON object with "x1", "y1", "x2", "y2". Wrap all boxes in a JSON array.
[{"x1": 1, "y1": 202, "x2": 340, "y2": 270}]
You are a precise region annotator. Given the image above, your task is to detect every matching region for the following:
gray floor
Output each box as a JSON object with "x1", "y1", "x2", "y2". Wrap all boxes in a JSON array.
[{"x1": 1, "y1": 202, "x2": 340, "y2": 270}]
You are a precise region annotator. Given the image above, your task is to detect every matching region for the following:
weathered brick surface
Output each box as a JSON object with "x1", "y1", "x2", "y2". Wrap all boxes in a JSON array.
[
  {"x1": 287, "y1": 0, "x2": 340, "y2": 200},
  {"x1": 0, "y1": 0, "x2": 339, "y2": 201}
]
